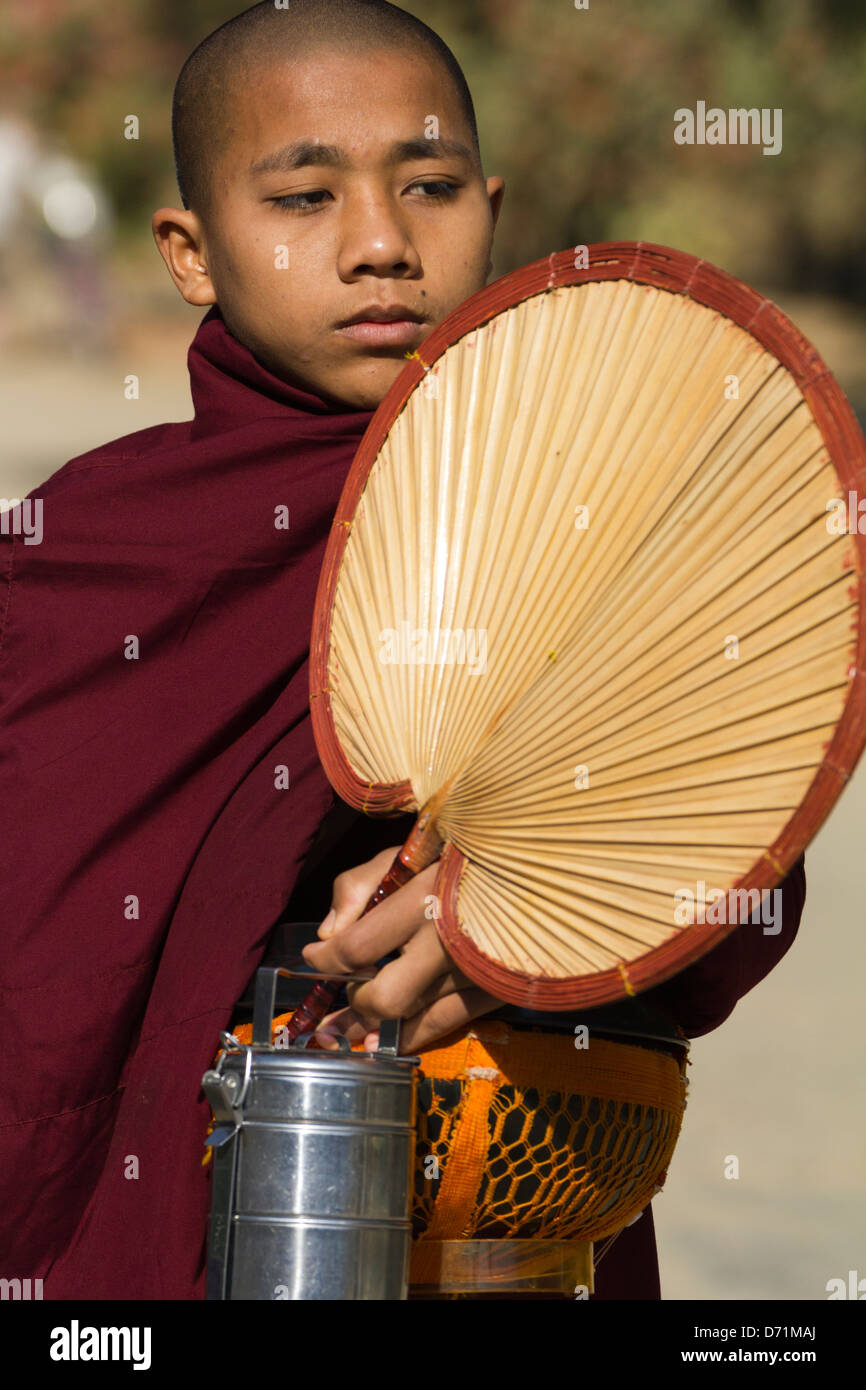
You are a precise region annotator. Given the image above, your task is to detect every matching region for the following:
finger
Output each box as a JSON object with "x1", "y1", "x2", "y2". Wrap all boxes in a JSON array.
[
  {"x1": 378, "y1": 989, "x2": 502, "y2": 1053},
  {"x1": 303, "y1": 862, "x2": 440, "y2": 975},
  {"x1": 344, "y1": 954, "x2": 476, "y2": 1014},
  {"x1": 407, "y1": 965, "x2": 479, "y2": 1003},
  {"x1": 310, "y1": 1006, "x2": 370, "y2": 1049},
  {"x1": 313, "y1": 951, "x2": 479, "y2": 1048},
  {"x1": 318, "y1": 845, "x2": 405, "y2": 938},
  {"x1": 340, "y1": 920, "x2": 457, "y2": 1022}
]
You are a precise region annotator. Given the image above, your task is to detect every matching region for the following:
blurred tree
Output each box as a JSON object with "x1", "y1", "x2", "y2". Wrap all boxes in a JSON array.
[{"x1": 1, "y1": 0, "x2": 863, "y2": 301}]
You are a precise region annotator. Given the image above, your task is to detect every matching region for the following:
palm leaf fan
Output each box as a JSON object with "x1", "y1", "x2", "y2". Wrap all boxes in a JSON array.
[{"x1": 309, "y1": 242, "x2": 866, "y2": 1010}]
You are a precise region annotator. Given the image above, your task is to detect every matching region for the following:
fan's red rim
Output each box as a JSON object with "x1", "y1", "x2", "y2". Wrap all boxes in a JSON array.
[{"x1": 309, "y1": 240, "x2": 866, "y2": 1009}]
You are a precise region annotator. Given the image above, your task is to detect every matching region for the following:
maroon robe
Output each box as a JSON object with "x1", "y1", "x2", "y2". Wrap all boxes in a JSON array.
[
  {"x1": 0, "y1": 306, "x2": 373, "y2": 1298},
  {"x1": 0, "y1": 305, "x2": 806, "y2": 1299}
]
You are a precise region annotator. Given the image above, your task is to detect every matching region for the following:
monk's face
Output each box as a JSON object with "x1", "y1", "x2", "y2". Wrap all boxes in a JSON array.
[{"x1": 155, "y1": 45, "x2": 504, "y2": 410}]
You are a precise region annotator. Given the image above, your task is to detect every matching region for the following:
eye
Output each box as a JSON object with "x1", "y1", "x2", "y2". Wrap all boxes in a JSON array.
[
  {"x1": 271, "y1": 190, "x2": 331, "y2": 211},
  {"x1": 407, "y1": 180, "x2": 460, "y2": 199}
]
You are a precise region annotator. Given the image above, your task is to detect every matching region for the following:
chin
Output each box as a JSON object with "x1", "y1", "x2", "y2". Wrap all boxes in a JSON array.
[
  {"x1": 314, "y1": 380, "x2": 384, "y2": 413},
  {"x1": 333, "y1": 363, "x2": 408, "y2": 412}
]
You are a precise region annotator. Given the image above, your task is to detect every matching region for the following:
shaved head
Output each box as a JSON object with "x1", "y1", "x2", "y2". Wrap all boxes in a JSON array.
[
  {"x1": 172, "y1": 0, "x2": 481, "y2": 218},
  {"x1": 154, "y1": 0, "x2": 504, "y2": 409}
]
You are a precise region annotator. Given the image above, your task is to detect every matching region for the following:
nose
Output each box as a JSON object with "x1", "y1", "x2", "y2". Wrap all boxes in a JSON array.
[{"x1": 336, "y1": 189, "x2": 422, "y2": 281}]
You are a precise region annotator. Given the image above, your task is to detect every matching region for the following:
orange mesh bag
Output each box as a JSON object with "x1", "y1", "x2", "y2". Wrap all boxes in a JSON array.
[{"x1": 217, "y1": 1009, "x2": 687, "y2": 1295}]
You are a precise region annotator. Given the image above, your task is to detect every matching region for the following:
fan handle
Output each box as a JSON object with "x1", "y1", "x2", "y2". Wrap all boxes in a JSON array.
[{"x1": 283, "y1": 803, "x2": 445, "y2": 1044}]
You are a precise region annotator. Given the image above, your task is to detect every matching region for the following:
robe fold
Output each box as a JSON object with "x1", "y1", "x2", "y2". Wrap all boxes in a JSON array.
[
  {"x1": 0, "y1": 306, "x2": 374, "y2": 1298},
  {"x1": 0, "y1": 304, "x2": 806, "y2": 1300}
]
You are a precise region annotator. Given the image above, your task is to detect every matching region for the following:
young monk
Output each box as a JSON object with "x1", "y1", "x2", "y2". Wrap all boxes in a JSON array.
[{"x1": 0, "y1": 0, "x2": 805, "y2": 1301}]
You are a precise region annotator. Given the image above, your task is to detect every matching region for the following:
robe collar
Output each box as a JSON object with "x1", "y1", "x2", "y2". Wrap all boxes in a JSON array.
[{"x1": 187, "y1": 305, "x2": 374, "y2": 441}]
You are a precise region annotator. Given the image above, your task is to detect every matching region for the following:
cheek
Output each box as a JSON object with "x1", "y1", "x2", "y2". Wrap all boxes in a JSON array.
[
  {"x1": 432, "y1": 245, "x2": 490, "y2": 305},
  {"x1": 252, "y1": 236, "x2": 321, "y2": 310},
  {"x1": 434, "y1": 203, "x2": 492, "y2": 274},
  {"x1": 215, "y1": 217, "x2": 280, "y2": 287}
]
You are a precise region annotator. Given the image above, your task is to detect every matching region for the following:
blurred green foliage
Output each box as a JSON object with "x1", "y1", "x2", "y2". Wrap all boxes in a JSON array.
[{"x1": 3, "y1": 0, "x2": 865, "y2": 299}]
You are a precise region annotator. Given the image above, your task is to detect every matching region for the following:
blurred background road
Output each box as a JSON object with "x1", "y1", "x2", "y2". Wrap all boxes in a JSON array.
[{"x1": 1, "y1": 0, "x2": 864, "y2": 1301}]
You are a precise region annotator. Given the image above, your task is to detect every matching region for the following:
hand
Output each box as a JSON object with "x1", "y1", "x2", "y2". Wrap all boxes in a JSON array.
[{"x1": 300, "y1": 845, "x2": 503, "y2": 1052}]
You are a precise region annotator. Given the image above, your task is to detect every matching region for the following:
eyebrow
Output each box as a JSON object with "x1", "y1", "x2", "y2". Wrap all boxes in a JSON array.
[{"x1": 248, "y1": 135, "x2": 473, "y2": 177}]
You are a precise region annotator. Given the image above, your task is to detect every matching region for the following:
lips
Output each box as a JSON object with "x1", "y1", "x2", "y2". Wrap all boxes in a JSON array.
[
  {"x1": 335, "y1": 303, "x2": 428, "y2": 348},
  {"x1": 338, "y1": 303, "x2": 426, "y2": 327},
  {"x1": 337, "y1": 319, "x2": 427, "y2": 347}
]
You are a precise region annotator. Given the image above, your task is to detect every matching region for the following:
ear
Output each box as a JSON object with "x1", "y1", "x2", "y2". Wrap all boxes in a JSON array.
[
  {"x1": 485, "y1": 175, "x2": 505, "y2": 229},
  {"x1": 484, "y1": 176, "x2": 505, "y2": 280},
  {"x1": 151, "y1": 206, "x2": 216, "y2": 306}
]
